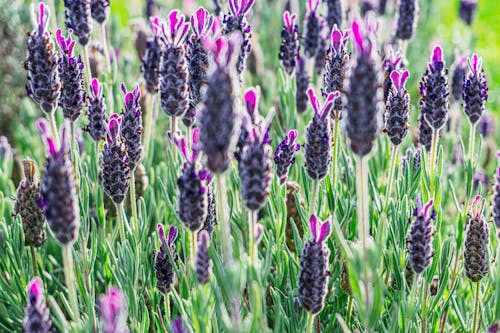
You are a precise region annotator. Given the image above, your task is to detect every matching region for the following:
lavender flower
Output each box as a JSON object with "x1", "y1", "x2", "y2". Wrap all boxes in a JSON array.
[
  {"x1": 382, "y1": 46, "x2": 402, "y2": 103},
  {"x1": 38, "y1": 121, "x2": 80, "y2": 245},
  {"x1": 323, "y1": 25, "x2": 349, "y2": 119},
  {"x1": 451, "y1": 54, "x2": 467, "y2": 102},
  {"x1": 418, "y1": 111, "x2": 432, "y2": 151},
  {"x1": 55, "y1": 29, "x2": 85, "y2": 122},
  {"x1": 360, "y1": 0, "x2": 376, "y2": 16},
  {"x1": 459, "y1": 0, "x2": 477, "y2": 25},
  {"x1": 420, "y1": 46, "x2": 449, "y2": 131},
  {"x1": 384, "y1": 70, "x2": 410, "y2": 145},
  {"x1": 305, "y1": 89, "x2": 338, "y2": 180},
  {"x1": 298, "y1": 215, "x2": 331, "y2": 314},
  {"x1": 159, "y1": 10, "x2": 190, "y2": 118},
  {"x1": 493, "y1": 153, "x2": 500, "y2": 229},
  {"x1": 378, "y1": 0, "x2": 388, "y2": 14},
  {"x1": 279, "y1": 11, "x2": 300, "y2": 75},
  {"x1": 238, "y1": 89, "x2": 273, "y2": 211},
  {"x1": 463, "y1": 54, "x2": 488, "y2": 124},
  {"x1": 345, "y1": 20, "x2": 383, "y2": 157},
  {"x1": 295, "y1": 55, "x2": 310, "y2": 114},
  {"x1": 171, "y1": 317, "x2": 188, "y2": 333},
  {"x1": 326, "y1": 0, "x2": 342, "y2": 29},
  {"x1": 0, "y1": 136, "x2": 12, "y2": 162},
  {"x1": 464, "y1": 195, "x2": 489, "y2": 282},
  {"x1": 120, "y1": 83, "x2": 143, "y2": 170},
  {"x1": 314, "y1": 20, "x2": 328, "y2": 75},
  {"x1": 186, "y1": 7, "x2": 214, "y2": 127},
  {"x1": 195, "y1": 230, "x2": 211, "y2": 284},
  {"x1": 14, "y1": 159, "x2": 46, "y2": 247},
  {"x1": 100, "y1": 114, "x2": 130, "y2": 204},
  {"x1": 25, "y1": 3, "x2": 60, "y2": 114},
  {"x1": 472, "y1": 168, "x2": 487, "y2": 191},
  {"x1": 274, "y1": 130, "x2": 300, "y2": 185},
  {"x1": 478, "y1": 111, "x2": 494, "y2": 138},
  {"x1": 222, "y1": 0, "x2": 255, "y2": 76},
  {"x1": 199, "y1": 36, "x2": 241, "y2": 173},
  {"x1": 304, "y1": 0, "x2": 321, "y2": 58},
  {"x1": 99, "y1": 287, "x2": 129, "y2": 333},
  {"x1": 408, "y1": 199, "x2": 435, "y2": 274},
  {"x1": 402, "y1": 146, "x2": 421, "y2": 173},
  {"x1": 155, "y1": 224, "x2": 178, "y2": 294},
  {"x1": 143, "y1": 17, "x2": 161, "y2": 95},
  {"x1": 395, "y1": 0, "x2": 418, "y2": 41},
  {"x1": 91, "y1": 0, "x2": 110, "y2": 24},
  {"x1": 145, "y1": 0, "x2": 158, "y2": 19},
  {"x1": 85, "y1": 78, "x2": 107, "y2": 142},
  {"x1": 64, "y1": 0, "x2": 92, "y2": 46},
  {"x1": 201, "y1": 185, "x2": 216, "y2": 236},
  {"x1": 24, "y1": 277, "x2": 53, "y2": 333},
  {"x1": 173, "y1": 129, "x2": 209, "y2": 231}
]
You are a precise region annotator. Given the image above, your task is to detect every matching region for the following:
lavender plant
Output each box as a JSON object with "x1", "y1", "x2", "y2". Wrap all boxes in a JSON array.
[
  {"x1": 303, "y1": 0, "x2": 321, "y2": 59},
  {"x1": 274, "y1": 129, "x2": 300, "y2": 185},
  {"x1": 279, "y1": 11, "x2": 299, "y2": 76},
  {"x1": 295, "y1": 54, "x2": 310, "y2": 114}
]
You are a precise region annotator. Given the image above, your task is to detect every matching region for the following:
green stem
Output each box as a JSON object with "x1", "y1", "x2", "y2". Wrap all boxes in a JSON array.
[
  {"x1": 306, "y1": 312, "x2": 315, "y2": 333},
  {"x1": 70, "y1": 121, "x2": 81, "y2": 187},
  {"x1": 47, "y1": 111, "x2": 60, "y2": 148},
  {"x1": 100, "y1": 23, "x2": 112, "y2": 78},
  {"x1": 421, "y1": 276, "x2": 429, "y2": 333},
  {"x1": 472, "y1": 282, "x2": 480, "y2": 333},
  {"x1": 82, "y1": 45, "x2": 92, "y2": 87},
  {"x1": 30, "y1": 246, "x2": 38, "y2": 277},
  {"x1": 356, "y1": 156, "x2": 369, "y2": 254},
  {"x1": 215, "y1": 174, "x2": 232, "y2": 262},
  {"x1": 468, "y1": 123, "x2": 476, "y2": 163},
  {"x1": 143, "y1": 94, "x2": 156, "y2": 156},
  {"x1": 116, "y1": 202, "x2": 126, "y2": 243},
  {"x1": 164, "y1": 294, "x2": 170, "y2": 322},
  {"x1": 383, "y1": 145, "x2": 399, "y2": 212},
  {"x1": 330, "y1": 117, "x2": 340, "y2": 195},
  {"x1": 62, "y1": 244, "x2": 80, "y2": 321},
  {"x1": 429, "y1": 129, "x2": 439, "y2": 199},
  {"x1": 308, "y1": 180, "x2": 319, "y2": 216},
  {"x1": 346, "y1": 296, "x2": 353, "y2": 328},
  {"x1": 190, "y1": 230, "x2": 197, "y2": 269},
  {"x1": 129, "y1": 170, "x2": 138, "y2": 235},
  {"x1": 249, "y1": 209, "x2": 257, "y2": 265},
  {"x1": 171, "y1": 117, "x2": 177, "y2": 163}
]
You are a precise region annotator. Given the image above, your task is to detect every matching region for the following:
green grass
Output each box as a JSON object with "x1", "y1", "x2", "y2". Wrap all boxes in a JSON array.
[{"x1": 1, "y1": 0, "x2": 500, "y2": 332}]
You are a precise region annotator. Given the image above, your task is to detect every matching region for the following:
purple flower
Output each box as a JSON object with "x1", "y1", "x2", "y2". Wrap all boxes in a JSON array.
[
  {"x1": 298, "y1": 215, "x2": 331, "y2": 313},
  {"x1": 143, "y1": 17, "x2": 162, "y2": 94},
  {"x1": 120, "y1": 83, "x2": 143, "y2": 170},
  {"x1": 274, "y1": 130, "x2": 300, "y2": 185},
  {"x1": 295, "y1": 55, "x2": 310, "y2": 114},
  {"x1": 155, "y1": 224, "x2": 178, "y2": 294},
  {"x1": 382, "y1": 46, "x2": 402, "y2": 102},
  {"x1": 384, "y1": 70, "x2": 410, "y2": 145},
  {"x1": 326, "y1": 0, "x2": 342, "y2": 29},
  {"x1": 464, "y1": 195, "x2": 489, "y2": 282},
  {"x1": 279, "y1": 11, "x2": 300, "y2": 75},
  {"x1": 463, "y1": 53, "x2": 488, "y2": 124},
  {"x1": 26, "y1": 3, "x2": 61, "y2": 114},
  {"x1": 408, "y1": 198, "x2": 435, "y2": 274},
  {"x1": 24, "y1": 277, "x2": 53, "y2": 332},
  {"x1": 64, "y1": 0, "x2": 92, "y2": 46},
  {"x1": 459, "y1": 0, "x2": 477, "y2": 25},
  {"x1": 170, "y1": 317, "x2": 188, "y2": 333},
  {"x1": 304, "y1": 0, "x2": 321, "y2": 58},
  {"x1": 451, "y1": 53, "x2": 467, "y2": 102},
  {"x1": 55, "y1": 29, "x2": 86, "y2": 122},
  {"x1": 85, "y1": 78, "x2": 107, "y2": 142},
  {"x1": 395, "y1": 0, "x2": 418, "y2": 41},
  {"x1": 99, "y1": 287, "x2": 129, "y2": 333},
  {"x1": 196, "y1": 230, "x2": 211, "y2": 284},
  {"x1": 91, "y1": 0, "x2": 110, "y2": 24}
]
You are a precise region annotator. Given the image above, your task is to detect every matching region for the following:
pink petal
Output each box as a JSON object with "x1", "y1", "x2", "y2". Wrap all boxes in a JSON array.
[{"x1": 309, "y1": 215, "x2": 318, "y2": 240}]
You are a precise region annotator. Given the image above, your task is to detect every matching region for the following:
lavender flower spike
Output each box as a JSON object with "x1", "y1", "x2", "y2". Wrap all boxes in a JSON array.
[
  {"x1": 85, "y1": 78, "x2": 107, "y2": 142},
  {"x1": 384, "y1": 70, "x2": 410, "y2": 145},
  {"x1": 345, "y1": 20, "x2": 383, "y2": 157},
  {"x1": 326, "y1": 0, "x2": 342, "y2": 29},
  {"x1": 420, "y1": 46, "x2": 449, "y2": 131},
  {"x1": 279, "y1": 11, "x2": 300, "y2": 75},
  {"x1": 100, "y1": 114, "x2": 130, "y2": 204},
  {"x1": 408, "y1": 198, "x2": 435, "y2": 274},
  {"x1": 186, "y1": 7, "x2": 214, "y2": 127},
  {"x1": 274, "y1": 130, "x2": 300, "y2": 185},
  {"x1": 56, "y1": 29, "x2": 86, "y2": 122},
  {"x1": 295, "y1": 55, "x2": 310, "y2": 114},
  {"x1": 493, "y1": 153, "x2": 500, "y2": 229},
  {"x1": 26, "y1": 2, "x2": 61, "y2": 114},
  {"x1": 64, "y1": 0, "x2": 92, "y2": 46},
  {"x1": 238, "y1": 88, "x2": 273, "y2": 211},
  {"x1": 451, "y1": 53, "x2": 467, "y2": 102},
  {"x1": 464, "y1": 195, "x2": 489, "y2": 282},
  {"x1": 143, "y1": 18, "x2": 162, "y2": 95},
  {"x1": 155, "y1": 224, "x2": 179, "y2": 294},
  {"x1": 395, "y1": 0, "x2": 418, "y2": 41},
  {"x1": 159, "y1": 10, "x2": 190, "y2": 118},
  {"x1": 38, "y1": 120, "x2": 80, "y2": 245},
  {"x1": 24, "y1": 277, "x2": 53, "y2": 333},
  {"x1": 459, "y1": 0, "x2": 477, "y2": 25},
  {"x1": 99, "y1": 287, "x2": 129, "y2": 333},
  {"x1": 91, "y1": 0, "x2": 110, "y2": 24},
  {"x1": 382, "y1": 46, "x2": 402, "y2": 103},
  {"x1": 299, "y1": 215, "x2": 331, "y2": 314},
  {"x1": 120, "y1": 83, "x2": 143, "y2": 170},
  {"x1": 323, "y1": 25, "x2": 349, "y2": 119},
  {"x1": 196, "y1": 230, "x2": 211, "y2": 284},
  {"x1": 304, "y1": 0, "x2": 321, "y2": 58},
  {"x1": 173, "y1": 128, "x2": 209, "y2": 232},
  {"x1": 463, "y1": 53, "x2": 488, "y2": 124},
  {"x1": 222, "y1": 0, "x2": 255, "y2": 76}
]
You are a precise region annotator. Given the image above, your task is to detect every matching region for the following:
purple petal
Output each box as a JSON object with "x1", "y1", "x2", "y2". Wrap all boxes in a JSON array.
[
  {"x1": 91, "y1": 78, "x2": 102, "y2": 99},
  {"x1": 287, "y1": 129, "x2": 298, "y2": 142},
  {"x1": 167, "y1": 226, "x2": 178, "y2": 245},
  {"x1": 307, "y1": 89, "x2": 319, "y2": 115},
  {"x1": 423, "y1": 200, "x2": 434, "y2": 218},
  {"x1": 244, "y1": 88, "x2": 258, "y2": 115},
  {"x1": 28, "y1": 277, "x2": 43, "y2": 299},
  {"x1": 351, "y1": 21, "x2": 364, "y2": 53},
  {"x1": 318, "y1": 220, "x2": 331, "y2": 242},
  {"x1": 309, "y1": 215, "x2": 318, "y2": 240},
  {"x1": 157, "y1": 223, "x2": 165, "y2": 242},
  {"x1": 432, "y1": 45, "x2": 443, "y2": 64},
  {"x1": 150, "y1": 17, "x2": 161, "y2": 36}
]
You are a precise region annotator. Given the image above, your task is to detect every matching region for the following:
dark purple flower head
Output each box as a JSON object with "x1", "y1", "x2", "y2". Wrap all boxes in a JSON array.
[
  {"x1": 196, "y1": 230, "x2": 211, "y2": 284},
  {"x1": 161, "y1": 10, "x2": 190, "y2": 47},
  {"x1": 304, "y1": 0, "x2": 321, "y2": 58},
  {"x1": 279, "y1": 11, "x2": 300, "y2": 75},
  {"x1": 463, "y1": 53, "x2": 488, "y2": 124},
  {"x1": 420, "y1": 46, "x2": 449, "y2": 130},
  {"x1": 451, "y1": 53, "x2": 467, "y2": 101},
  {"x1": 382, "y1": 46, "x2": 402, "y2": 102},
  {"x1": 384, "y1": 70, "x2": 410, "y2": 145},
  {"x1": 170, "y1": 317, "x2": 188, "y2": 333},
  {"x1": 295, "y1": 55, "x2": 310, "y2": 114},
  {"x1": 142, "y1": 17, "x2": 162, "y2": 94},
  {"x1": 459, "y1": 0, "x2": 477, "y2": 25},
  {"x1": 395, "y1": 0, "x2": 418, "y2": 41},
  {"x1": 55, "y1": 29, "x2": 85, "y2": 122},
  {"x1": 326, "y1": 0, "x2": 342, "y2": 29},
  {"x1": 274, "y1": 129, "x2": 300, "y2": 185},
  {"x1": 26, "y1": 2, "x2": 61, "y2": 114},
  {"x1": 64, "y1": 0, "x2": 92, "y2": 46},
  {"x1": 24, "y1": 277, "x2": 53, "y2": 332},
  {"x1": 478, "y1": 111, "x2": 494, "y2": 138},
  {"x1": 91, "y1": 0, "x2": 110, "y2": 24},
  {"x1": 85, "y1": 78, "x2": 107, "y2": 142},
  {"x1": 489, "y1": 323, "x2": 500, "y2": 333},
  {"x1": 464, "y1": 195, "x2": 489, "y2": 282},
  {"x1": 99, "y1": 287, "x2": 129, "y2": 333},
  {"x1": 158, "y1": 223, "x2": 178, "y2": 248},
  {"x1": 298, "y1": 215, "x2": 331, "y2": 314},
  {"x1": 120, "y1": 83, "x2": 143, "y2": 170},
  {"x1": 408, "y1": 198, "x2": 435, "y2": 274}
]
